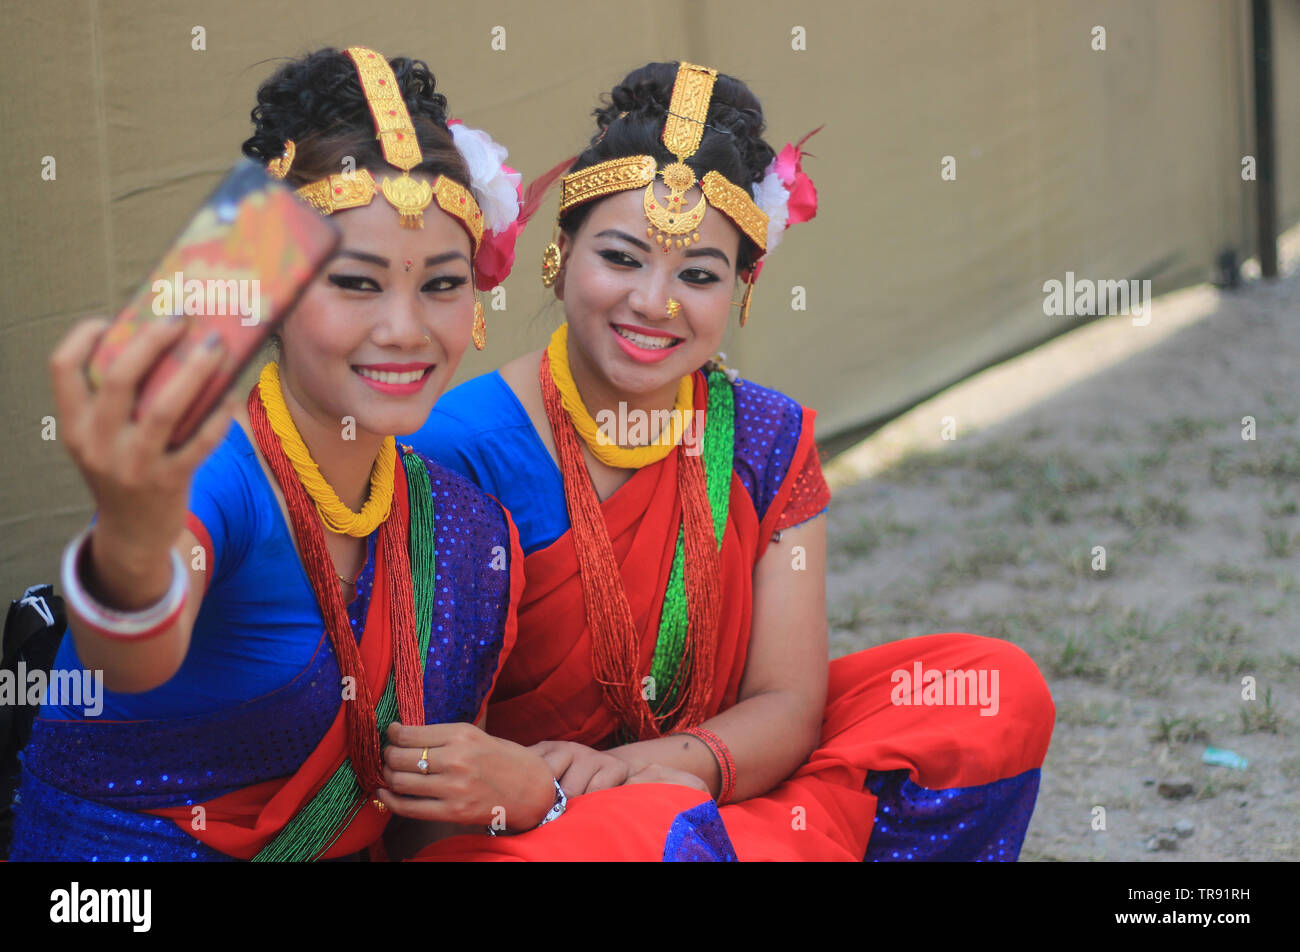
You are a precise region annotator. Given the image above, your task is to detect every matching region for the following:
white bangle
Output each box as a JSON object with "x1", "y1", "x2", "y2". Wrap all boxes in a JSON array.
[{"x1": 60, "y1": 526, "x2": 188, "y2": 641}]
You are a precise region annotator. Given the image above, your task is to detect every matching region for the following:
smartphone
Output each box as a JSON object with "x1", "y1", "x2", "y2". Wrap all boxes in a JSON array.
[{"x1": 85, "y1": 159, "x2": 341, "y2": 448}]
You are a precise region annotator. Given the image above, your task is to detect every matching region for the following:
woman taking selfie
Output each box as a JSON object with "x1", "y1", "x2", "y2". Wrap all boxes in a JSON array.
[
  {"x1": 11, "y1": 47, "x2": 563, "y2": 861},
  {"x1": 406, "y1": 61, "x2": 1056, "y2": 861}
]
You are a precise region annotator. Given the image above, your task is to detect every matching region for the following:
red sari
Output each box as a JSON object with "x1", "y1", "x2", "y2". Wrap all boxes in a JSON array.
[{"x1": 414, "y1": 377, "x2": 1055, "y2": 861}]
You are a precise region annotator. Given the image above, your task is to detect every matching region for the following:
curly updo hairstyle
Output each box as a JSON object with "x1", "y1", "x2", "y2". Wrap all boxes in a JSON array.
[
  {"x1": 241, "y1": 47, "x2": 470, "y2": 194},
  {"x1": 558, "y1": 62, "x2": 776, "y2": 275}
]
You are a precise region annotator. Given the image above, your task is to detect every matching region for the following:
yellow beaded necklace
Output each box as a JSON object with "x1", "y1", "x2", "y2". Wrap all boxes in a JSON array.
[
  {"x1": 257, "y1": 361, "x2": 395, "y2": 537},
  {"x1": 545, "y1": 323, "x2": 693, "y2": 470}
]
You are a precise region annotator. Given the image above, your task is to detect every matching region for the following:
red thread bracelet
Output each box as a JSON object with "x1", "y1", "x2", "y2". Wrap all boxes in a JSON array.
[{"x1": 679, "y1": 726, "x2": 736, "y2": 805}]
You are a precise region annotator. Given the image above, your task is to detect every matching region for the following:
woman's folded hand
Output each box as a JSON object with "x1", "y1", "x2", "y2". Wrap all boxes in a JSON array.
[
  {"x1": 378, "y1": 722, "x2": 557, "y2": 831},
  {"x1": 529, "y1": 739, "x2": 632, "y2": 797}
]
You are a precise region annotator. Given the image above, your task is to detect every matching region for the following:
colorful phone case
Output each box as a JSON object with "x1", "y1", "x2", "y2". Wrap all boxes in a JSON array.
[{"x1": 85, "y1": 159, "x2": 340, "y2": 447}]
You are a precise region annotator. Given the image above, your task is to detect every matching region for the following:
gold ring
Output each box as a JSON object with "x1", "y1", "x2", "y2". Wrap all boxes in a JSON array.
[
  {"x1": 416, "y1": 747, "x2": 430, "y2": 774},
  {"x1": 371, "y1": 798, "x2": 387, "y2": 812}
]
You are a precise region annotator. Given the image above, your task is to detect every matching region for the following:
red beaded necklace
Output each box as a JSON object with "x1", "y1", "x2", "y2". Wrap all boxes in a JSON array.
[
  {"x1": 539, "y1": 352, "x2": 721, "y2": 739},
  {"x1": 247, "y1": 384, "x2": 425, "y2": 793}
]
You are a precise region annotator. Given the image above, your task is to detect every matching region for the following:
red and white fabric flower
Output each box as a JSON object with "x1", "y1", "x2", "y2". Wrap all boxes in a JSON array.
[
  {"x1": 748, "y1": 126, "x2": 821, "y2": 281},
  {"x1": 448, "y1": 119, "x2": 524, "y2": 290}
]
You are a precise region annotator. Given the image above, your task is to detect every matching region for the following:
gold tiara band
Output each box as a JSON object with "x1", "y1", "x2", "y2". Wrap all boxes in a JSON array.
[
  {"x1": 699, "y1": 171, "x2": 767, "y2": 251},
  {"x1": 559, "y1": 155, "x2": 657, "y2": 213},
  {"x1": 557, "y1": 156, "x2": 767, "y2": 254},
  {"x1": 292, "y1": 169, "x2": 483, "y2": 252},
  {"x1": 262, "y1": 46, "x2": 485, "y2": 245}
]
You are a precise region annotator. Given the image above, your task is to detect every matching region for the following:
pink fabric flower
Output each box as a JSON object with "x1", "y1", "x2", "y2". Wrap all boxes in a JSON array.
[{"x1": 773, "y1": 131, "x2": 820, "y2": 227}]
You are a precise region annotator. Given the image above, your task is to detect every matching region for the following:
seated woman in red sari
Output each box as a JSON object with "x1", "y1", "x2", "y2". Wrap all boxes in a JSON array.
[
  {"x1": 403, "y1": 61, "x2": 1056, "y2": 861},
  {"x1": 9, "y1": 47, "x2": 565, "y2": 861}
]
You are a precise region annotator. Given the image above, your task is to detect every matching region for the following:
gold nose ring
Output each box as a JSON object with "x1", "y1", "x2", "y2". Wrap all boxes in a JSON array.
[{"x1": 666, "y1": 298, "x2": 681, "y2": 319}]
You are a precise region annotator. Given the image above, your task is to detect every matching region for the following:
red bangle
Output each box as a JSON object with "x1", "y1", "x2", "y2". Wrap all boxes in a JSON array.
[{"x1": 678, "y1": 726, "x2": 736, "y2": 805}]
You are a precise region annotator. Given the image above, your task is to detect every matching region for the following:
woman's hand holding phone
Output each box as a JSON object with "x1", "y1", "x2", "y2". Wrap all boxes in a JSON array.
[{"x1": 49, "y1": 314, "x2": 236, "y2": 615}]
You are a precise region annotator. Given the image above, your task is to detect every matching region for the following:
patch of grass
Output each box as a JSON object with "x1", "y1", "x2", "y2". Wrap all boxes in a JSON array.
[
  {"x1": 1210, "y1": 562, "x2": 1261, "y2": 584},
  {"x1": 1148, "y1": 415, "x2": 1217, "y2": 443},
  {"x1": 1277, "y1": 652, "x2": 1300, "y2": 673},
  {"x1": 827, "y1": 590, "x2": 875, "y2": 631},
  {"x1": 1043, "y1": 608, "x2": 1177, "y2": 692},
  {"x1": 1186, "y1": 614, "x2": 1258, "y2": 678},
  {"x1": 1105, "y1": 493, "x2": 1193, "y2": 530},
  {"x1": 898, "y1": 440, "x2": 1112, "y2": 527},
  {"x1": 931, "y1": 529, "x2": 1035, "y2": 586},
  {"x1": 1236, "y1": 446, "x2": 1300, "y2": 480},
  {"x1": 829, "y1": 513, "x2": 919, "y2": 560},
  {"x1": 1150, "y1": 713, "x2": 1211, "y2": 745},
  {"x1": 1264, "y1": 495, "x2": 1299, "y2": 518},
  {"x1": 1240, "y1": 686, "x2": 1282, "y2": 735},
  {"x1": 889, "y1": 446, "x2": 953, "y2": 485},
  {"x1": 1280, "y1": 755, "x2": 1300, "y2": 781},
  {"x1": 1208, "y1": 447, "x2": 1235, "y2": 488},
  {"x1": 1264, "y1": 525, "x2": 1300, "y2": 558},
  {"x1": 1043, "y1": 537, "x2": 1115, "y2": 579},
  {"x1": 1103, "y1": 448, "x2": 1172, "y2": 485},
  {"x1": 1199, "y1": 590, "x2": 1231, "y2": 609},
  {"x1": 1199, "y1": 774, "x2": 1249, "y2": 800},
  {"x1": 959, "y1": 606, "x2": 1054, "y2": 643},
  {"x1": 1055, "y1": 698, "x2": 1121, "y2": 727},
  {"x1": 1087, "y1": 422, "x2": 1126, "y2": 442},
  {"x1": 1044, "y1": 627, "x2": 1109, "y2": 682}
]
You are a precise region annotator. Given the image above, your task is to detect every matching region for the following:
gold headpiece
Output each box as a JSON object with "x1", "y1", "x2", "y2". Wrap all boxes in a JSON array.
[
  {"x1": 555, "y1": 62, "x2": 768, "y2": 256},
  {"x1": 264, "y1": 47, "x2": 484, "y2": 250}
]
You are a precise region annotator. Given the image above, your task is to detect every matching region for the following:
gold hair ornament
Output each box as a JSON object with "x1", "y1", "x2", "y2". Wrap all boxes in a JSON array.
[
  {"x1": 263, "y1": 47, "x2": 485, "y2": 249},
  {"x1": 553, "y1": 63, "x2": 767, "y2": 257}
]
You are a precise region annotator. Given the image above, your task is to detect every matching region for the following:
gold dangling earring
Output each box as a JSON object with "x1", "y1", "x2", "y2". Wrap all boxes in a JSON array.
[
  {"x1": 541, "y1": 226, "x2": 562, "y2": 288},
  {"x1": 737, "y1": 279, "x2": 754, "y2": 327},
  {"x1": 472, "y1": 299, "x2": 487, "y2": 351}
]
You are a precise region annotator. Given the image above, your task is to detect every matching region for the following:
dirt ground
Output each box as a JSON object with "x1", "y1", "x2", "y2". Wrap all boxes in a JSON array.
[{"x1": 821, "y1": 236, "x2": 1300, "y2": 862}]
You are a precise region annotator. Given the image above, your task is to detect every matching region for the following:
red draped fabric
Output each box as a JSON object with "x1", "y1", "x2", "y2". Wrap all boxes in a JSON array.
[{"x1": 412, "y1": 377, "x2": 1055, "y2": 861}]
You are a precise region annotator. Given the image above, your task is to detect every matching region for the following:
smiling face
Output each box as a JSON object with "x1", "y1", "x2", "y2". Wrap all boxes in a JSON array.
[
  {"x1": 555, "y1": 180, "x2": 742, "y2": 400},
  {"x1": 276, "y1": 176, "x2": 475, "y2": 439}
]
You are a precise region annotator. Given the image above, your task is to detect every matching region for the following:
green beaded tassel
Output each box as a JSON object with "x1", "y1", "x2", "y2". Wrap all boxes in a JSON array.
[
  {"x1": 647, "y1": 370, "x2": 734, "y2": 722},
  {"x1": 253, "y1": 450, "x2": 436, "y2": 862}
]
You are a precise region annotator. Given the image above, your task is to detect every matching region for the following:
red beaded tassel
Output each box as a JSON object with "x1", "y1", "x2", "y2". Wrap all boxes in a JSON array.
[
  {"x1": 539, "y1": 353, "x2": 720, "y2": 740},
  {"x1": 675, "y1": 446, "x2": 721, "y2": 731},
  {"x1": 247, "y1": 385, "x2": 422, "y2": 793},
  {"x1": 380, "y1": 466, "x2": 426, "y2": 730}
]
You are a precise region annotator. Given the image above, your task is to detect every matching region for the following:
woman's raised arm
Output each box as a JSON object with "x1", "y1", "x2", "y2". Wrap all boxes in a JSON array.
[{"x1": 49, "y1": 315, "x2": 237, "y2": 693}]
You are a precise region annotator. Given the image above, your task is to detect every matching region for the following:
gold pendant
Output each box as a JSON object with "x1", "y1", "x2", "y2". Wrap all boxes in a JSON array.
[
  {"x1": 380, "y1": 171, "x2": 433, "y2": 229},
  {"x1": 643, "y1": 164, "x2": 706, "y2": 251}
]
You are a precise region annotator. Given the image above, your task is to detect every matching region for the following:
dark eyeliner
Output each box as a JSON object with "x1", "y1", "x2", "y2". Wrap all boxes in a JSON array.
[
  {"x1": 329, "y1": 274, "x2": 381, "y2": 292},
  {"x1": 599, "y1": 249, "x2": 640, "y2": 267},
  {"x1": 422, "y1": 275, "x2": 470, "y2": 293}
]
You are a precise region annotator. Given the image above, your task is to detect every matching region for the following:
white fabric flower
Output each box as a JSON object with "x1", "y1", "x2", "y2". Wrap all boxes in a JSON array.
[
  {"x1": 449, "y1": 123, "x2": 522, "y2": 236},
  {"x1": 752, "y1": 165, "x2": 790, "y2": 255}
]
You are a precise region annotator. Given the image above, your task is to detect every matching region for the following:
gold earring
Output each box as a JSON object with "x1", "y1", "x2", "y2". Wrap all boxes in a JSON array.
[
  {"x1": 666, "y1": 298, "x2": 681, "y2": 319},
  {"x1": 541, "y1": 227, "x2": 562, "y2": 288},
  {"x1": 737, "y1": 280, "x2": 754, "y2": 327},
  {"x1": 472, "y1": 300, "x2": 487, "y2": 350}
]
